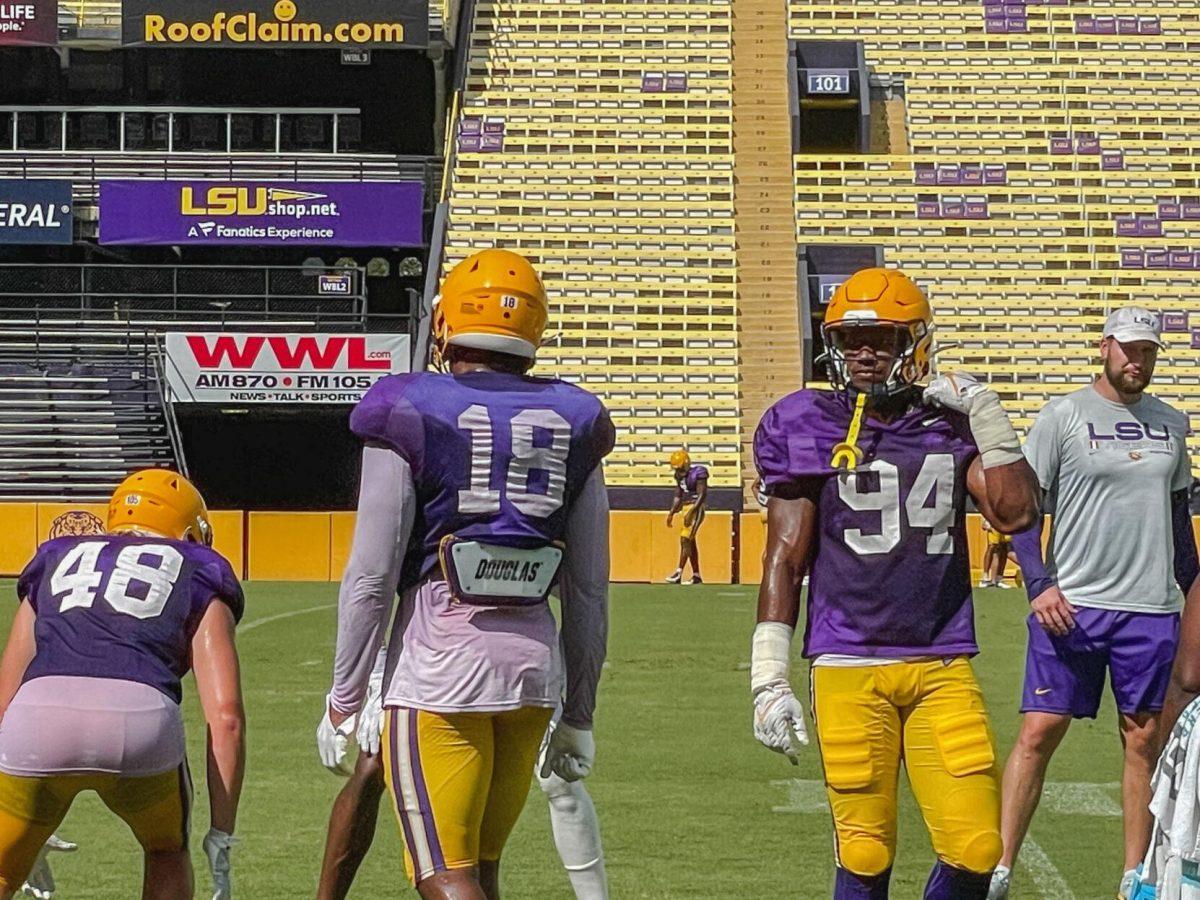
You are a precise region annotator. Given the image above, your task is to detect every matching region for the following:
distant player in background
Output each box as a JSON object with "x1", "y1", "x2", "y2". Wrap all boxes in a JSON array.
[
  {"x1": 990, "y1": 307, "x2": 1197, "y2": 900},
  {"x1": 318, "y1": 249, "x2": 613, "y2": 900},
  {"x1": 979, "y1": 517, "x2": 1012, "y2": 590},
  {"x1": 752, "y1": 268, "x2": 1040, "y2": 900},
  {"x1": 0, "y1": 470, "x2": 245, "y2": 900},
  {"x1": 665, "y1": 450, "x2": 708, "y2": 584}
]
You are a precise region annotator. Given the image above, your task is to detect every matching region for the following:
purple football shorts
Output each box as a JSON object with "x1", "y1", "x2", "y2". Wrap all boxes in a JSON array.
[{"x1": 1021, "y1": 607, "x2": 1179, "y2": 718}]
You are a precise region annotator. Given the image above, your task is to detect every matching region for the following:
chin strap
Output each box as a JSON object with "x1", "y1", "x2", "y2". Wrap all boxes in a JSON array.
[{"x1": 831, "y1": 392, "x2": 868, "y2": 471}]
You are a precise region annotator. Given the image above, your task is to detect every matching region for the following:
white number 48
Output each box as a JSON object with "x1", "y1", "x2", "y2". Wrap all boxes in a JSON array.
[{"x1": 50, "y1": 541, "x2": 183, "y2": 620}]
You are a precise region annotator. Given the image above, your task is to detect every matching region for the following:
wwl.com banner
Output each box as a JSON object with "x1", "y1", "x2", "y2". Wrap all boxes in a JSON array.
[{"x1": 165, "y1": 332, "x2": 411, "y2": 403}]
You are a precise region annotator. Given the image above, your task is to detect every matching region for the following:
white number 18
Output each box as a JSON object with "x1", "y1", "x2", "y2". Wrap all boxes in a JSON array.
[{"x1": 457, "y1": 405, "x2": 571, "y2": 518}]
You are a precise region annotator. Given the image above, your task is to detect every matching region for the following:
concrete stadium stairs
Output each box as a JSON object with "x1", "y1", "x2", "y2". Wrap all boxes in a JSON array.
[{"x1": 0, "y1": 363, "x2": 178, "y2": 502}]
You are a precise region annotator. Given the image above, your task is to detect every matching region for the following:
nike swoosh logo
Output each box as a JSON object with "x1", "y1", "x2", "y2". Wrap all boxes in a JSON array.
[
  {"x1": 1034, "y1": 688, "x2": 1052, "y2": 696},
  {"x1": 921, "y1": 418, "x2": 940, "y2": 426}
]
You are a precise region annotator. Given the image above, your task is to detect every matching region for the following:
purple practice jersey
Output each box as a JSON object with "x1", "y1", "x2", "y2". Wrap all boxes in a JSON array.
[
  {"x1": 754, "y1": 389, "x2": 980, "y2": 658},
  {"x1": 676, "y1": 465, "x2": 708, "y2": 503},
  {"x1": 17, "y1": 535, "x2": 244, "y2": 704},
  {"x1": 351, "y1": 370, "x2": 616, "y2": 588}
]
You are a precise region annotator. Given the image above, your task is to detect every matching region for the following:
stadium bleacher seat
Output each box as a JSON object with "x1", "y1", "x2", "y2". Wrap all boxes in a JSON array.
[
  {"x1": 788, "y1": 0, "x2": 1200, "y2": 459},
  {"x1": 0, "y1": 355, "x2": 178, "y2": 502},
  {"x1": 441, "y1": 0, "x2": 740, "y2": 488}
]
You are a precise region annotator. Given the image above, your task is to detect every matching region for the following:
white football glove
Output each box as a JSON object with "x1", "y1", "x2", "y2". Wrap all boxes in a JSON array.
[
  {"x1": 753, "y1": 680, "x2": 809, "y2": 764},
  {"x1": 355, "y1": 667, "x2": 385, "y2": 758},
  {"x1": 21, "y1": 834, "x2": 76, "y2": 899},
  {"x1": 202, "y1": 828, "x2": 238, "y2": 900},
  {"x1": 924, "y1": 371, "x2": 1024, "y2": 468},
  {"x1": 539, "y1": 722, "x2": 595, "y2": 783},
  {"x1": 922, "y1": 371, "x2": 987, "y2": 415},
  {"x1": 316, "y1": 694, "x2": 359, "y2": 776}
]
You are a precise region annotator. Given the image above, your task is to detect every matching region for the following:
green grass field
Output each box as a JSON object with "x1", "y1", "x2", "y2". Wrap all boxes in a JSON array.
[{"x1": 0, "y1": 583, "x2": 1128, "y2": 898}]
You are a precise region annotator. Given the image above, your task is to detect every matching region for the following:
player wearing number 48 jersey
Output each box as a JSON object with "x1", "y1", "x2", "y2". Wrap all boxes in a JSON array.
[
  {"x1": 751, "y1": 268, "x2": 1041, "y2": 900},
  {"x1": 321, "y1": 249, "x2": 614, "y2": 900},
  {"x1": 0, "y1": 470, "x2": 245, "y2": 900}
]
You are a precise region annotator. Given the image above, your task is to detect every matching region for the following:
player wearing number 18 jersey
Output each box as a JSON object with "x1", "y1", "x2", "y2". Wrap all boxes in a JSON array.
[
  {"x1": 322, "y1": 249, "x2": 614, "y2": 900},
  {"x1": 751, "y1": 268, "x2": 1040, "y2": 899},
  {"x1": 0, "y1": 470, "x2": 245, "y2": 900}
]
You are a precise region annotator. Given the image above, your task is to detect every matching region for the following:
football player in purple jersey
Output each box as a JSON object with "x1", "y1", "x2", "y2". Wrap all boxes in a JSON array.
[
  {"x1": 318, "y1": 249, "x2": 614, "y2": 900},
  {"x1": 665, "y1": 449, "x2": 709, "y2": 584},
  {"x1": 0, "y1": 470, "x2": 245, "y2": 900},
  {"x1": 750, "y1": 268, "x2": 1040, "y2": 900}
]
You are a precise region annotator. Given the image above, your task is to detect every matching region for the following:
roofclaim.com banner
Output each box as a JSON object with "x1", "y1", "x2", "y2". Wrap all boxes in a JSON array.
[{"x1": 123, "y1": 0, "x2": 429, "y2": 49}]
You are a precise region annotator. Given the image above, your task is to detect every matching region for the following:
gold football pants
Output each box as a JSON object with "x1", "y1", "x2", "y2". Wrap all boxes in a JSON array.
[
  {"x1": 811, "y1": 658, "x2": 1002, "y2": 876},
  {"x1": 382, "y1": 705, "x2": 553, "y2": 885},
  {"x1": 0, "y1": 765, "x2": 190, "y2": 892}
]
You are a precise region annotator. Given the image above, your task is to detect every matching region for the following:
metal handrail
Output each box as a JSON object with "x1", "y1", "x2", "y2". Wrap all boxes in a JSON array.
[
  {"x1": 0, "y1": 106, "x2": 361, "y2": 115},
  {"x1": 151, "y1": 339, "x2": 189, "y2": 478},
  {"x1": 0, "y1": 321, "x2": 158, "y2": 366},
  {"x1": 0, "y1": 151, "x2": 443, "y2": 204},
  {"x1": 0, "y1": 263, "x2": 369, "y2": 329},
  {"x1": 0, "y1": 262, "x2": 361, "y2": 272},
  {"x1": 2, "y1": 106, "x2": 365, "y2": 155}
]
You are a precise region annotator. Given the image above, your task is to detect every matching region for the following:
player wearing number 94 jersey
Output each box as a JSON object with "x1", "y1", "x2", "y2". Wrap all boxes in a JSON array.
[
  {"x1": 751, "y1": 268, "x2": 1041, "y2": 900},
  {"x1": 0, "y1": 469, "x2": 245, "y2": 900},
  {"x1": 323, "y1": 249, "x2": 614, "y2": 900}
]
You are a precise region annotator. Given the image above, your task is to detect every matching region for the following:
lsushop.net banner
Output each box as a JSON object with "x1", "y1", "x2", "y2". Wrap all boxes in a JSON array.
[{"x1": 99, "y1": 180, "x2": 424, "y2": 247}]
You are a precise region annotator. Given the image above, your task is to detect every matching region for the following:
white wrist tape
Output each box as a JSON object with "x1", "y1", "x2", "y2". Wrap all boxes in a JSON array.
[
  {"x1": 751, "y1": 621, "x2": 794, "y2": 693},
  {"x1": 968, "y1": 389, "x2": 1024, "y2": 469}
]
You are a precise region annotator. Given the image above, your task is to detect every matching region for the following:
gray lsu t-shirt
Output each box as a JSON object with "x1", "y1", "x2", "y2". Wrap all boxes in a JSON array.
[{"x1": 1025, "y1": 384, "x2": 1192, "y2": 613}]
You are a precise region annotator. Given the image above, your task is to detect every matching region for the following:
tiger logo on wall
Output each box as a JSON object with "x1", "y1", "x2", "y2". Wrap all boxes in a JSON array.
[{"x1": 48, "y1": 511, "x2": 106, "y2": 539}]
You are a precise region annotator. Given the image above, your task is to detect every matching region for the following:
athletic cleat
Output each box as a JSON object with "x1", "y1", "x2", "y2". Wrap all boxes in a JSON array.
[
  {"x1": 978, "y1": 578, "x2": 993, "y2": 588},
  {"x1": 665, "y1": 570, "x2": 682, "y2": 584},
  {"x1": 690, "y1": 575, "x2": 703, "y2": 585},
  {"x1": 987, "y1": 865, "x2": 1011, "y2": 900},
  {"x1": 994, "y1": 581, "x2": 1012, "y2": 590}
]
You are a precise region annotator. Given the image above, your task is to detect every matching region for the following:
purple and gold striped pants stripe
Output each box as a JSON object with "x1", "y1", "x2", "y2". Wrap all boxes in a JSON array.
[{"x1": 382, "y1": 705, "x2": 553, "y2": 885}]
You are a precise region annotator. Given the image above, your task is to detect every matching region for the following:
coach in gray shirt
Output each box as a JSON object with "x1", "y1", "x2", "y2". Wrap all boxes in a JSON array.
[{"x1": 988, "y1": 307, "x2": 1199, "y2": 900}]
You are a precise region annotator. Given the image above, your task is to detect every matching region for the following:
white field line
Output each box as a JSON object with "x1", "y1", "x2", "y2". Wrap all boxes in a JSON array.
[
  {"x1": 240, "y1": 603, "x2": 336, "y2": 633},
  {"x1": 770, "y1": 778, "x2": 829, "y2": 814},
  {"x1": 1041, "y1": 781, "x2": 1122, "y2": 818},
  {"x1": 1022, "y1": 838, "x2": 1077, "y2": 900}
]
